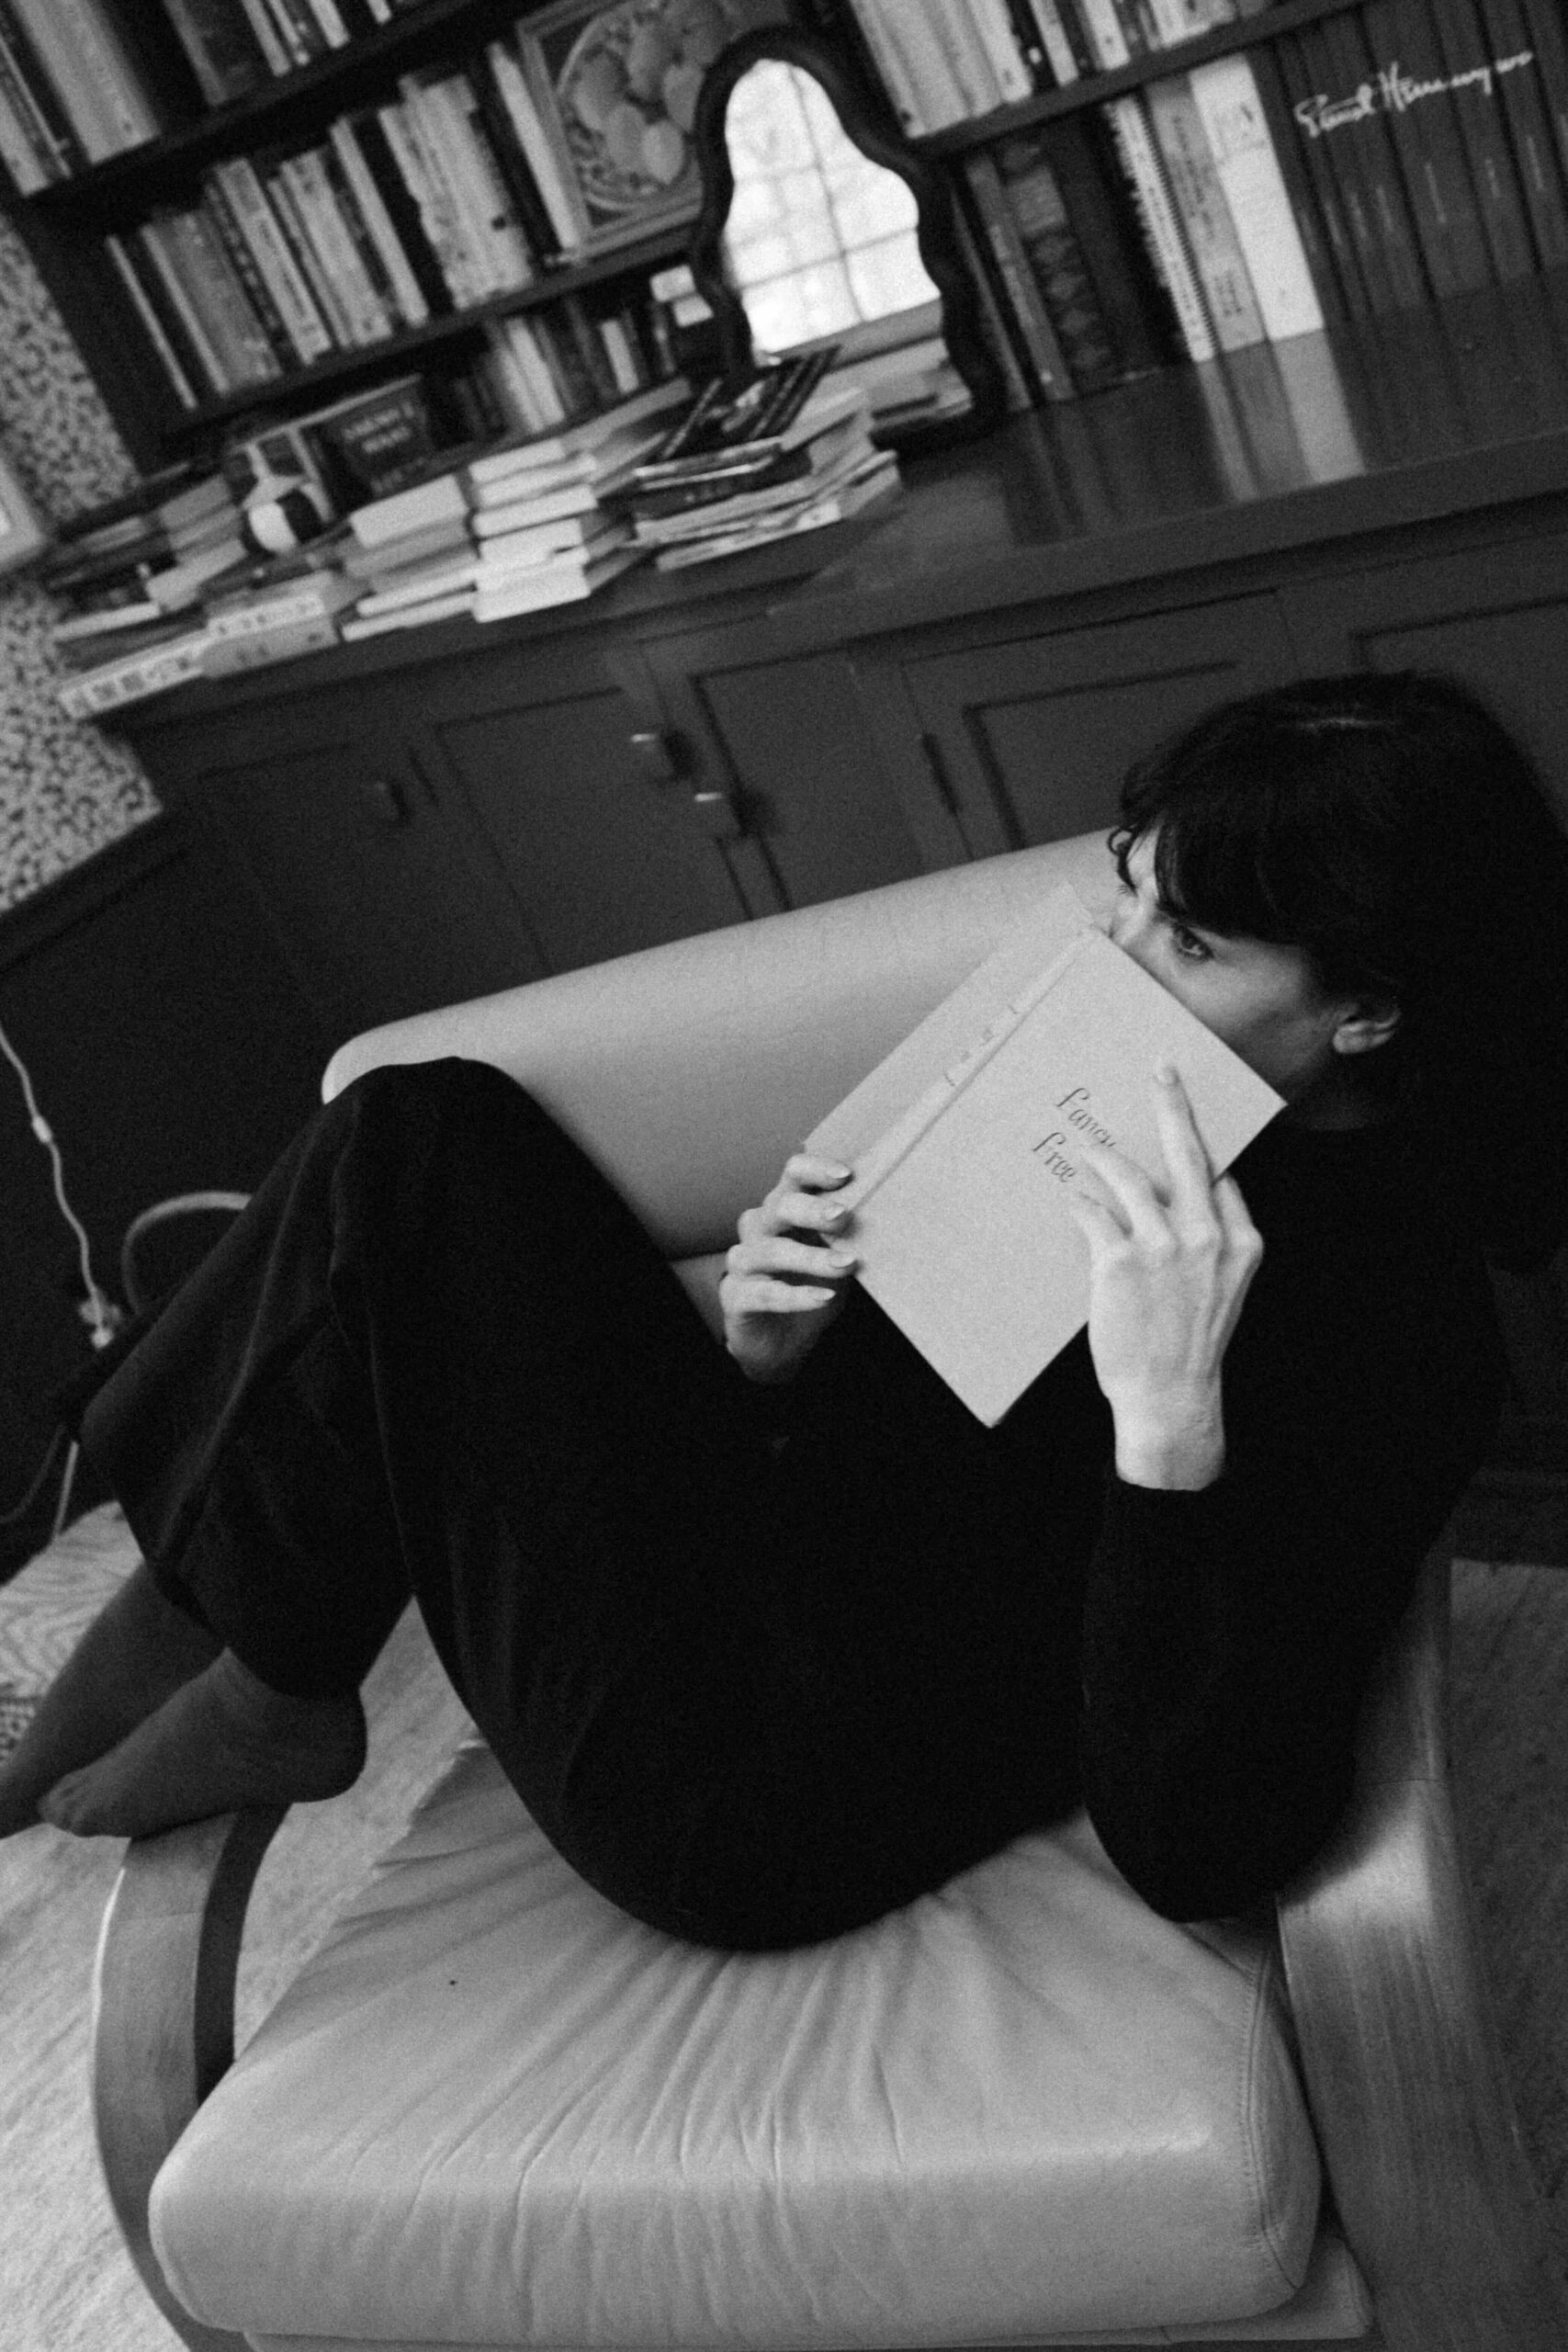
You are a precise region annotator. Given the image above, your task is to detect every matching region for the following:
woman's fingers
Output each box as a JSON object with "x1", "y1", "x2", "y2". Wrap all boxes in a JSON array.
[
  {"x1": 728, "y1": 1232, "x2": 857, "y2": 1283},
  {"x1": 1075, "y1": 1068, "x2": 1220, "y2": 1241},
  {"x1": 1149, "y1": 1061, "x2": 1218, "y2": 1225}
]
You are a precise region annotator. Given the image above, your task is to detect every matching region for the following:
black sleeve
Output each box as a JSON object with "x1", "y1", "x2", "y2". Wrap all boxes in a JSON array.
[{"x1": 1076, "y1": 1211, "x2": 1506, "y2": 1922}]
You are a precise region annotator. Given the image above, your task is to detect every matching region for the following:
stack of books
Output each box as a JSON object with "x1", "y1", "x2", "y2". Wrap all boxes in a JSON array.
[
  {"x1": 607, "y1": 356, "x2": 901, "y2": 572},
  {"x1": 463, "y1": 377, "x2": 690, "y2": 622},
  {"x1": 337, "y1": 464, "x2": 480, "y2": 641},
  {"x1": 43, "y1": 470, "x2": 243, "y2": 712}
]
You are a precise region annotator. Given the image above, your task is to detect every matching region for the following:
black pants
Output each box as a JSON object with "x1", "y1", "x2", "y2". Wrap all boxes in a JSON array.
[{"x1": 84, "y1": 1060, "x2": 1081, "y2": 1947}]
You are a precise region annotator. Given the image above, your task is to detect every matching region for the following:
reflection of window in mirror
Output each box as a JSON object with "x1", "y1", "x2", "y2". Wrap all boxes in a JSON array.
[{"x1": 721, "y1": 61, "x2": 941, "y2": 360}]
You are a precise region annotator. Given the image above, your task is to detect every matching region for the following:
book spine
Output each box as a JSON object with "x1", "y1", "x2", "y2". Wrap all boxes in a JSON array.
[
  {"x1": 1101, "y1": 92, "x2": 1216, "y2": 360},
  {"x1": 261, "y1": 158, "x2": 357, "y2": 345},
  {"x1": 987, "y1": 126, "x2": 1125, "y2": 389},
  {"x1": 210, "y1": 154, "x2": 335, "y2": 361},
  {"x1": 280, "y1": 146, "x2": 395, "y2": 340},
  {"x1": 493, "y1": 313, "x2": 570, "y2": 426},
  {"x1": 468, "y1": 47, "x2": 564, "y2": 263},
  {"x1": 1022, "y1": 0, "x2": 1082, "y2": 87},
  {"x1": 164, "y1": 201, "x2": 284, "y2": 383},
  {"x1": 58, "y1": 631, "x2": 210, "y2": 719},
  {"x1": 964, "y1": 0, "x2": 1036, "y2": 104},
  {"x1": 1186, "y1": 51, "x2": 1325, "y2": 341},
  {"x1": 485, "y1": 36, "x2": 588, "y2": 249},
  {"x1": 1244, "y1": 31, "x2": 1356, "y2": 327},
  {"x1": 158, "y1": 0, "x2": 271, "y2": 107},
  {"x1": 1521, "y1": 0, "x2": 1568, "y2": 206},
  {"x1": 384, "y1": 85, "x2": 483, "y2": 304},
  {"x1": 103, "y1": 231, "x2": 199, "y2": 407},
  {"x1": 262, "y1": 0, "x2": 323, "y2": 70},
  {"x1": 1432, "y1": 0, "x2": 1539, "y2": 278},
  {"x1": 927, "y1": 1, "x2": 1004, "y2": 116},
  {"x1": 1360, "y1": 0, "x2": 1491, "y2": 298},
  {"x1": 840, "y1": 0, "x2": 928, "y2": 132},
  {"x1": 318, "y1": 136, "x2": 410, "y2": 330},
  {"x1": 300, "y1": 0, "x2": 350, "y2": 49},
  {"x1": 1479, "y1": 0, "x2": 1568, "y2": 267},
  {"x1": 947, "y1": 196, "x2": 1034, "y2": 409},
  {"x1": 964, "y1": 147, "x2": 1076, "y2": 399},
  {"x1": 201, "y1": 613, "x2": 341, "y2": 675},
  {"x1": 327, "y1": 116, "x2": 430, "y2": 329},
  {"x1": 1144, "y1": 71, "x2": 1267, "y2": 349},
  {"x1": 1296, "y1": 9, "x2": 1427, "y2": 313},
  {"x1": 425, "y1": 69, "x2": 536, "y2": 291},
  {"x1": 7, "y1": 0, "x2": 117, "y2": 157},
  {"x1": 231, "y1": 0, "x2": 291, "y2": 75},
  {"x1": 198, "y1": 176, "x2": 296, "y2": 368},
  {"x1": 1073, "y1": 0, "x2": 1135, "y2": 72},
  {"x1": 52, "y1": 0, "x2": 162, "y2": 149},
  {"x1": 0, "y1": 57, "x2": 46, "y2": 188},
  {"x1": 340, "y1": 107, "x2": 455, "y2": 317},
  {"x1": 1038, "y1": 107, "x2": 1181, "y2": 368},
  {"x1": 998, "y1": 0, "x2": 1053, "y2": 91},
  {"x1": 136, "y1": 220, "x2": 233, "y2": 393},
  {"x1": 0, "y1": 4, "x2": 81, "y2": 175},
  {"x1": 872, "y1": 1, "x2": 968, "y2": 128},
  {"x1": 527, "y1": 305, "x2": 600, "y2": 420},
  {"x1": 1271, "y1": 25, "x2": 1373, "y2": 320}
]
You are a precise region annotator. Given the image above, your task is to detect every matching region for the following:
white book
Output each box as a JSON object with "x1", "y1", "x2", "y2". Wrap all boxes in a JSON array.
[
  {"x1": 919, "y1": 0, "x2": 999, "y2": 115},
  {"x1": 9, "y1": 0, "x2": 118, "y2": 157},
  {"x1": 1145, "y1": 74, "x2": 1266, "y2": 353},
  {"x1": 474, "y1": 521, "x2": 626, "y2": 582},
  {"x1": 471, "y1": 543, "x2": 642, "y2": 622},
  {"x1": 472, "y1": 480, "x2": 604, "y2": 534},
  {"x1": 1075, "y1": 0, "x2": 1134, "y2": 69},
  {"x1": 340, "y1": 588, "x2": 477, "y2": 639},
  {"x1": 278, "y1": 149, "x2": 394, "y2": 345},
  {"x1": 422, "y1": 70, "x2": 534, "y2": 292},
  {"x1": 1022, "y1": 1, "x2": 1079, "y2": 85},
  {"x1": 0, "y1": 75, "x2": 47, "y2": 191},
  {"x1": 232, "y1": 0, "x2": 291, "y2": 75},
  {"x1": 962, "y1": 0, "x2": 1035, "y2": 103},
  {"x1": 301, "y1": 0, "x2": 350, "y2": 47},
  {"x1": 378, "y1": 96, "x2": 478, "y2": 306},
  {"x1": 805, "y1": 886, "x2": 1281, "y2": 1425},
  {"x1": 468, "y1": 378, "x2": 688, "y2": 482},
  {"x1": 468, "y1": 512, "x2": 617, "y2": 567},
  {"x1": 1187, "y1": 53, "x2": 1325, "y2": 342},
  {"x1": 349, "y1": 470, "x2": 470, "y2": 548},
  {"x1": 484, "y1": 39, "x2": 587, "y2": 252},
  {"x1": 262, "y1": 166, "x2": 356, "y2": 349},
  {"x1": 840, "y1": 0, "x2": 927, "y2": 133},
  {"x1": 355, "y1": 553, "x2": 481, "y2": 616},
  {"x1": 57, "y1": 626, "x2": 212, "y2": 718}
]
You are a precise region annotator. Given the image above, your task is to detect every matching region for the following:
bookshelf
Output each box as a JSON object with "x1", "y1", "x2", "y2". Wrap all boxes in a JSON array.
[{"x1": 0, "y1": 0, "x2": 771, "y2": 472}]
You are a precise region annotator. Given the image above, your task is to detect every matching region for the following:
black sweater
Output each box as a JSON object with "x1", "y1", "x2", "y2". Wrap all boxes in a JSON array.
[{"x1": 771, "y1": 1112, "x2": 1507, "y2": 1927}]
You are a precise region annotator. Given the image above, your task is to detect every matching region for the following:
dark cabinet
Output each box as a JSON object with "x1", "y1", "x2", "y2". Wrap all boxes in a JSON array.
[
  {"x1": 403, "y1": 639, "x2": 760, "y2": 976},
  {"x1": 137, "y1": 686, "x2": 541, "y2": 1046},
  {"x1": 880, "y1": 596, "x2": 1301, "y2": 859}
]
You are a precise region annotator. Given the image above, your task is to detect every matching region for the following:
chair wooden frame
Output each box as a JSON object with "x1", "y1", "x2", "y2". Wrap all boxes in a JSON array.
[{"x1": 88, "y1": 1549, "x2": 1568, "y2": 2352}]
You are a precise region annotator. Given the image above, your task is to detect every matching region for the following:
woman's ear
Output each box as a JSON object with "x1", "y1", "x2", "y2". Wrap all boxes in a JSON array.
[{"x1": 1332, "y1": 999, "x2": 1402, "y2": 1058}]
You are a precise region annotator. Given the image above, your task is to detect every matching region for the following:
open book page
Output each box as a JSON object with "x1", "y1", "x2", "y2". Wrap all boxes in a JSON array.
[{"x1": 807, "y1": 888, "x2": 1283, "y2": 1426}]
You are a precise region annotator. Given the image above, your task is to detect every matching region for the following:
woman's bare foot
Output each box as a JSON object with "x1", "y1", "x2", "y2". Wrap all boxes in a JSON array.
[
  {"x1": 0, "y1": 1561, "x2": 221, "y2": 1837},
  {"x1": 37, "y1": 1649, "x2": 366, "y2": 1839}
]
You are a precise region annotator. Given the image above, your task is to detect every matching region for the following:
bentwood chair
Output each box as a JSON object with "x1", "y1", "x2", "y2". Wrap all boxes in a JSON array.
[{"x1": 90, "y1": 831, "x2": 1568, "y2": 2352}]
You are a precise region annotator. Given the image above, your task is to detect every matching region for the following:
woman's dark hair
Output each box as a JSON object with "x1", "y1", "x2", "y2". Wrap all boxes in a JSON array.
[{"x1": 1111, "y1": 670, "x2": 1568, "y2": 1270}]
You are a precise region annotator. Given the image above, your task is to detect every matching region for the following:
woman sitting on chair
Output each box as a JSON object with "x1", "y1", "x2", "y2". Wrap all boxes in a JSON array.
[{"x1": 4, "y1": 670, "x2": 1566, "y2": 1948}]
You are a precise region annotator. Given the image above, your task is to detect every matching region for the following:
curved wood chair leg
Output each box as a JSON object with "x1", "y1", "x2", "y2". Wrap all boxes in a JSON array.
[
  {"x1": 1279, "y1": 1555, "x2": 1568, "y2": 2352},
  {"x1": 90, "y1": 1806, "x2": 288, "y2": 2352}
]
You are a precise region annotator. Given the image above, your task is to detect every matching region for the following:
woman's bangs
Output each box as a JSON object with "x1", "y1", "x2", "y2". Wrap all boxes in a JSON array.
[{"x1": 1150, "y1": 781, "x2": 1295, "y2": 943}]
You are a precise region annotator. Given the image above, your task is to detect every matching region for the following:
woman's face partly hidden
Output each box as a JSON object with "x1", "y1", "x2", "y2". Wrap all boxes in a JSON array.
[{"x1": 1108, "y1": 831, "x2": 1388, "y2": 1116}]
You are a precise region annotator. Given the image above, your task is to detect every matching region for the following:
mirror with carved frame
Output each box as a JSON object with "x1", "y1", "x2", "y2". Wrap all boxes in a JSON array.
[{"x1": 686, "y1": 28, "x2": 1007, "y2": 452}]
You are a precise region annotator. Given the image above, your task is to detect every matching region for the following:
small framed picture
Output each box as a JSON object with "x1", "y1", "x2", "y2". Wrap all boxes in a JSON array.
[
  {"x1": 518, "y1": 0, "x2": 789, "y2": 258},
  {"x1": 0, "y1": 443, "x2": 47, "y2": 576}
]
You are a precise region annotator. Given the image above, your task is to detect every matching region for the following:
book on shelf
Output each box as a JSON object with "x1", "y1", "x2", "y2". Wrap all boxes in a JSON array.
[
  {"x1": 471, "y1": 474, "x2": 608, "y2": 534},
  {"x1": 472, "y1": 512, "x2": 626, "y2": 577},
  {"x1": 963, "y1": 0, "x2": 1037, "y2": 106},
  {"x1": 198, "y1": 609, "x2": 343, "y2": 675},
  {"x1": 0, "y1": 2, "x2": 85, "y2": 181},
  {"x1": 329, "y1": 111, "x2": 453, "y2": 325},
  {"x1": 229, "y1": 0, "x2": 291, "y2": 78},
  {"x1": 633, "y1": 438, "x2": 897, "y2": 547},
  {"x1": 964, "y1": 145, "x2": 1076, "y2": 399},
  {"x1": 619, "y1": 391, "x2": 874, "y2": 520},
  {"x1": 1101, "y1": 89, "x2": 1218, "y2": 362},
  {"x1": 1303, "y1": 6, "x2": 1430, "y2": 313},
  {"x1": 1360, "y1": 0, "x2": 1494, "y2": 299},
  {"x1": 398, "y1": 67, "x2": 536, "y2": 299},
  {"x1": 56, "y1": 621, "x2": 213, "y2": 718},
  {"x1": 1478, "y1": 0, "x2": 1568, "y2": 270},
  {"x1": 801, "y1": 882, "x2": 1280, "y2": 1426},
  {"x1": 352, "y1": 548, "x2": 479, "y2": 616},
  {"x1": 1144, "y1": 72, "x2": 1269, "y2": 353},
  {"x1": 1034, "y1": 107, "x2": 1184, "y2": 371},
  {"x1": 202, "y1": 567, "x2": 359, "y2": 639},
  {"x1": 207, "y1": 155, "x2": 336, "y2": 364},
  {"x1": 1184, "y1": 53, "x2": 1325, "y2": 343},
  {"x1": 299, "y1": 375, "x2": 451, "y2": 505},
  {"x1": 1431, "y1": 0, "x2": 1539, "y2": 282},
  {"x1": 1522, "y1": 0, "x2": 1568, "y2": 199},
  {"x1": 159, "y1": 0, "x2": 274, "y2": 108},
  {"x1": 481, "y1": 32, "x2": 588, "y2": 254},
  {"x1": 468, "y1": 376, "x2": 691, "y2": 484},
  {"x1": 340, "y1": 511, "x2": 472, "y2": 579},
  {"x1": 348, "y1": 466, "x2": 470, "y2": 548},
  {"x1": 6, "y1": 0, "x2": 163, "y2": 164}
]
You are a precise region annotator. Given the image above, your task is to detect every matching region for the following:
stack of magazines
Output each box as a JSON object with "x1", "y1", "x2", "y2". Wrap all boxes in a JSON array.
[{"x1": 605, "y1": 352, "x2": 902, "y2": 571}]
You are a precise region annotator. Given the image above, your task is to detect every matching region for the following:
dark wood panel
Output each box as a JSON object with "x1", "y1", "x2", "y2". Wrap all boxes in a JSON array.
[{"x1": 893, "y1": 595, "x2": 1299, "y2": 856}]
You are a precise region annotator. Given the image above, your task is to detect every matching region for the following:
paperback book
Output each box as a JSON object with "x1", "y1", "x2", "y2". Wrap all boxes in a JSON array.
[{"x1": 805, "y1": 884, "x2": 1281, "y2": 1425}]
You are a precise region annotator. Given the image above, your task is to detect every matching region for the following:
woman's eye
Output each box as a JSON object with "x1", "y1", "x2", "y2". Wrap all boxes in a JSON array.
[{"x1": 1170, "y1": 924, "x2": 1212, "y2": 962}]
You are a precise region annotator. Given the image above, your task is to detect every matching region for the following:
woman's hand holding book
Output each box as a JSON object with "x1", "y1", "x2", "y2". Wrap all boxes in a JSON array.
[
  {"x1": 721, "y1": 1154, "x2": 859, "y2": 1385},
  {"x1": 1066, "y1": 1064, "x2": 1264, "y2": 1492}
]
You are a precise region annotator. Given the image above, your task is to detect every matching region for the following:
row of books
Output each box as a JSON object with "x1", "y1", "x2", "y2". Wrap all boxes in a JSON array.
[
  {"x1": 840, "y1": 0, "x2": 1267, "y2": 134},
  {"x1": 945, "y1": 2, "x2": 1568, "y2": 401},
  {"x1": 0, "y1": 2, "x2": 428, "y2": 179}
]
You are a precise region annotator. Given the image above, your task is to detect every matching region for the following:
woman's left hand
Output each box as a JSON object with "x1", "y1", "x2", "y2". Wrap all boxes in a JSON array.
[{"x1": 1064, "y1": 1063, "x2": 1263, "y2": 1490}]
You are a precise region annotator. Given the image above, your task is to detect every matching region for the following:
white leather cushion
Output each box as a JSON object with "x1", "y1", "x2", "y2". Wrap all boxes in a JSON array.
[{"x1": 151, "y1": 1740, "x2": 1358, "y2": 2347}]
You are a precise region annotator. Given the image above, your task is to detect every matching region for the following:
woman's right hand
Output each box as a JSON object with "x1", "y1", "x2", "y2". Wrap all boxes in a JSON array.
[{"x1": 720, "y1": 1152, "x2": 858, "y2": 1384}]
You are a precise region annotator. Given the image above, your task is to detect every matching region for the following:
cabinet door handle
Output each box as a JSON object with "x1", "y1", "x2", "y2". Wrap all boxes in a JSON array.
[
  {"x1": 359, "y1": 775, "x2": 408, "y2": 828},
  {"x1": 689, "y1": 786, "x2": 741, "y2": 841},
  {"x1": 627, "y1": 729, "x2": 681, "y2": 786}
]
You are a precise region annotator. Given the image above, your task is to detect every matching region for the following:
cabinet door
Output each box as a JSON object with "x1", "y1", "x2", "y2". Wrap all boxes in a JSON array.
[
  {"x1": 1277, "y1": 533, "x2": 1568, "y2": 825},
  {"x1": 155, "y1": 700, "x2": 540, "y2": 1045},
  {"x1": 642, "y1": 634, "x2": 959, "y2": 903},
  {"x1": 890, "y1": 597, "x2": 1300, "y2": 857},
  {"x1": 411, "y1": 642, "x2": 752, "y2": 975}
]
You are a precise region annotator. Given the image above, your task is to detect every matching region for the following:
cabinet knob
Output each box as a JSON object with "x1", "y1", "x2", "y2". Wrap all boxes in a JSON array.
[
  {"x1": 689, "y1": 786, "x2": 741, "y2": 841},
  {"x1": 627, "y1": 729, "x2": 682, "y2": 786}
]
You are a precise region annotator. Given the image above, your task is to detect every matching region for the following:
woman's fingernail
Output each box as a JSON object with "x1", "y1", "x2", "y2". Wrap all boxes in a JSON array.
[
  {"x1": 827, "y1": 1250, "x2": 857, "y2": 1269},
  {"x1": 822, "y1": 1200, "x2": 849, "y2": 1221}
]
